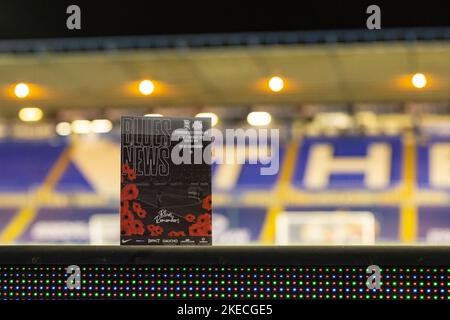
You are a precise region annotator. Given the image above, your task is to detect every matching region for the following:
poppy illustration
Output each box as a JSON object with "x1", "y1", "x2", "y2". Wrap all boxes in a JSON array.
[
  {"x1": 121, "y1": 210, "x2": 134, "y2": 222},
  {"x1": 168, "y1": 231, "x2": 178, "y2": 237},
  {"x1": 202, "y1": 195, "x2": 212, "y2": 211},
  {"x1": 136, "y1": 207, "x2": 147, "y2": 219},
  {"x1": 197, "y1": 213, "x2": 211, "y2": 225},
  {"x1": 127, "y1": 169, "x2": 136, "y2": 181},
  {"x1": 121, "y1": 183, "x2": 139, "y2": 200},
  {"x1": 133, "y1": 219, "x2": 145, "y2": 235},
  {"x1": 147, "y1": 224, "x2": 164, "y2": 236},
  {"x1": 122, "y1": 164, "x2": 131, "y2": 174},
  {"x1": 132, "y1": 202, "x2": 142, "y2": 213},
  {"x1": 184, "y1": 213, "x2": 196, "y2": 223},
  {"x1": 121, "y1": 200, "x2": 131, "y2": 214},
  {"x1": 169, "y1": 231, "x2": 186, "y2": 237},
  {"x1": 153, "y1": 225, "x2": 163, "y2": 236},
  {"x1": 121, "y1": 220, "x2": 134, "y2": 236},
  {"x1": 204, "y1": 223, "x2": 212, "y2": 236},
  {"x1": 189, "y1": 223, "x2": 206, "y2": 236},
  {"x1": 189, "y1": 222, "x2": 211, "y2": 236}
]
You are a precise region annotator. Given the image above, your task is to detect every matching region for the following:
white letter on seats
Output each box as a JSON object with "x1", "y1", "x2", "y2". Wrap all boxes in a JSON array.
[{"x1": 304, "y1": 143, "x2": 391, "y2": 189}]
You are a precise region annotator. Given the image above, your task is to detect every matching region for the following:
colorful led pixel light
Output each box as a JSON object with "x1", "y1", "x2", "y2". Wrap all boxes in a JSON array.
[{"x1": 0, "y1": 266, "x2": 449, "y2": 300}]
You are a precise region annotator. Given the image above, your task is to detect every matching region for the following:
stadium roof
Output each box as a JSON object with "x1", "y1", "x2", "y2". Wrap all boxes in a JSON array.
[{"x1": 0, "y1": 30, "x2": 449, "y2": 109}]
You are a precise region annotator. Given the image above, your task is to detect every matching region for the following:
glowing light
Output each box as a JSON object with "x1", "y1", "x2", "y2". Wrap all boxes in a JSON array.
[
  {"x1": 55, "y1": 122, "x2": 72, "y2": 136},
  {"x1": 247, "y1": 111, "x2": 272, "y2": 126},
  {"x1": 268, "y1": 77, "x2": 284, "y2": 92},
  {"x1": 195, "y1": 112, "x2": 218, "y2": 127},
  {"x1": 18, "y1": 107, "x2": 43, "y2": 122},
  {"x1": 139, "y1": 80, "x2": 155, "y2": 95},
  {"x1": 411, "y1": 73, "x2": 427, "y2": 89},
  {"x1": 71, "y1": 120, "x2": 91, "y2": 134},
  {"x1": 144, "y1": 114, "x2": 163, "y2": 117},
  {"x1": 91, "y1": 119, "x2": 112, "y2": 133},
  {"x1": 14, "y1": 83, "x2": 30, "y2": 98}
]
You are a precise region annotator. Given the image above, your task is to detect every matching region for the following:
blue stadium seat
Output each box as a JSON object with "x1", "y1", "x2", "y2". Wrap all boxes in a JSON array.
[
  {"x1": 0, "y1": 141, "x2": 66, "y2": 192},
  {"x1": 212, "y1": 146, "x2": 285, "y2": 191},
  {"x1": 55, "y1": 161, "x2": 94, "y2": 192},
  {"x1": 236, "y1": 148, "x2": 284, "y2": 189}
]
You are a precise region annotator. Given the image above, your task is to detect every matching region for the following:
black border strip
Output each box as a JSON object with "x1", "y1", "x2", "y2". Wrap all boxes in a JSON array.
[
  {"x1": 0, "y1": 28, "x2": 449, "y2": 54},
  {"x1": 0, "y1": 246, "x2": 449, "y2": 266}
]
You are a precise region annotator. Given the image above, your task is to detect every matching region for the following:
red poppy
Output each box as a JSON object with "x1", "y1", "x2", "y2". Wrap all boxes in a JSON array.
[
  {"x1": 184, "y1": 213, "x2": 196, "y2": 223},
  {"x1": 152, "y1": 225, "x2": 164, "y2": 236},
  {"x1": 122, "y1": 164, "x2": 131, "y2": 173},
  {"x1": 189, "y1": 222, "x2": 212, "y2": 236},
  {"x1": 168, "y1": 230, "x2": 186, "y2": 237},
  {"x1": 202, "y1": 195, "x2": 212, "y2": 211},
  {"x1": 189, "y1": 223, "x2": 205, "y2": 236},
  {"x1": 120, "y1": 200, "x2": 130, "y2": 213},
  {"x1": 127, "y1": 170, "x2": 136, "y2": 181},
  {"x1": 204, "y1": 223, "x2": 212, "y2": 236},
  {"x1": 153, "y1": 225, "x2": 163, "y2": 235},
  {"x1": 197, "y1": 213, "x2": 211, "y2": 225},
  {"x1": 121, "y1": 210, "x2": 134, "y2": 221},
  {"x1": 136, "y1": 208, "x2": 147, "y2": 219},
  {"x1": 147, "y1": 224, "x2": 164, "y2": 236},
  {"x1": 121, "y1": 184, "x2": 139, "y2": 200},
  {"x1": 133, "y1": 219, "x2": 145, "y2": 235},
  {"x1": 121, "y1": 220, "x2": 134, "y2": 236},
  {"x1": 132, "y1": 202, "x2": 142, "y2": 212}
]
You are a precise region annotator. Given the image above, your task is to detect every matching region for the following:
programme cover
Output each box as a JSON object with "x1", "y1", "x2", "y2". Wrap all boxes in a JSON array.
[{"x1": 120, "y1": 116, "x2": 212, "y2": 245}]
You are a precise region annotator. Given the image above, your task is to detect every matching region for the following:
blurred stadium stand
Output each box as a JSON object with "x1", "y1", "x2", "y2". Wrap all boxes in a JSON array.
[{"x1": 1, "y1": 126, "x2": 450, "y2": 245}]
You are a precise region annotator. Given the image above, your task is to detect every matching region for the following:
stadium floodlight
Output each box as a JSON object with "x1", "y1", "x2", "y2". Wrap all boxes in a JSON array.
[
  {"x1": 195, "y1": 112, "x2": 218, "y2": 127},
  {"x1": 247, "y1": 111, "x2": 272, "y2": 126},
  {"x1": 56, "y1": 122, "x2": 72, "y2": 136},
  {"x1": 18, "y1": 107, "x2": 43, "y2": 122},
  {"x1": 138, "y1": 80, "x2": 155, "y2": 95},
  {"x1": 268, "y1": 76, "x2": 284, "y2": 92},
  {"x1": 14, "y1": 83, "x2": 30, "y2": 98},
  {"x1": 71, "y1": 120, "x2": 92, "y2": 134},
  {"x1": 91, "y1": 119, "x2": 113, "y2": 133},
  {"x1": 411, "y1": 73, "x2": 427, "y2": 89}
]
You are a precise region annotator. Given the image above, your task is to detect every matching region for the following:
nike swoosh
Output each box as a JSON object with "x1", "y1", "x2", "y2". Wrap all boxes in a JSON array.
[{"x1": 122, "y1": 239, "x2": 133, "y2": 243}]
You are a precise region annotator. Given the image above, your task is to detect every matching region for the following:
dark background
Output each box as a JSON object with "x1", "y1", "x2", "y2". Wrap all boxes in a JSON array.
[{"x1": 0, "y1": 0, "x2": 449, "y2": 39}]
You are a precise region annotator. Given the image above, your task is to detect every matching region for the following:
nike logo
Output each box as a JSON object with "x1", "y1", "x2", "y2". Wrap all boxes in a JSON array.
[{"x1": 121, "y1": 239, "x2": 133, "y2": 244}]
